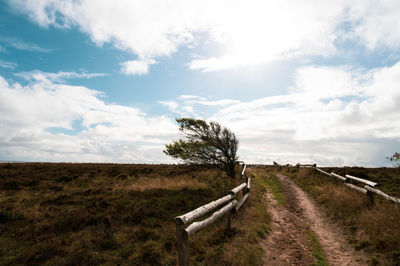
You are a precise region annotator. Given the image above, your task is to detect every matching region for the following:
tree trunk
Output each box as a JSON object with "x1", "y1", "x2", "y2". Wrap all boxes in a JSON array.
[{"x1": 226, "y1": 162, "x2": 236, "y2": 179}]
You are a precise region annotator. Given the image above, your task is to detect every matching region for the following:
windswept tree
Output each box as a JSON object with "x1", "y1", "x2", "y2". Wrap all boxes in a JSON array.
[
  {"x1": 387, "y1": 152, "x2": 400, "y2": 167},
  {"x1": 164, "y1": 118, "x2": 239, "y2": 178}
]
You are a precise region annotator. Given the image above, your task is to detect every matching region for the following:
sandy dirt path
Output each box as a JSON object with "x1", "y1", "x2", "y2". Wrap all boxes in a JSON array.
[{"x1": 262, "y1": 174, "x2": 367, "y2": 265}]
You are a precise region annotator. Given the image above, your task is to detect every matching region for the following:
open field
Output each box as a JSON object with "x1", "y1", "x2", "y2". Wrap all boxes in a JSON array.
[
  {"x1": 1, "y1": 163, "x2": 399, "y2": 265},
  {"x1": 0, "y1": 163, "x2": 269, "y2": 265}
]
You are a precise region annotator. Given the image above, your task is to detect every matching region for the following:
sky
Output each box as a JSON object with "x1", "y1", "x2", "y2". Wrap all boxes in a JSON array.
[{"x1": 0, "y1": 0, "x2": 400, "y2": 166}]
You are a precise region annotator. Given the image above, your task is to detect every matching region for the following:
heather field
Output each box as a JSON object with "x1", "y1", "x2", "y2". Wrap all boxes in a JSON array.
[
  {"x1": 0, "y1": 163, "x2": 269, "y2": 265},
  {"x1": 1, "y1": 163, "x2": 399, "y2": 265}
]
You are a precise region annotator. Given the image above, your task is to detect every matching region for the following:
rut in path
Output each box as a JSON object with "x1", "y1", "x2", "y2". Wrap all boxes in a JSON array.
[{"x1": 262, "y1": 174, "x2": 367, "y2": 266}]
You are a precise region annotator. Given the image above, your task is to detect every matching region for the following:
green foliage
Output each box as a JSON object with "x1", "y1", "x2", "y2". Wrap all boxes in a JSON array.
[
  {"x1": 308, "y1": 230, "x2": 328, "y2": 266},
  {"x1": 256, "y1": 174, "x2": 285, "y2": 205},
  {"x1": 387, "y1": 152, "x2": 400, "y2": 167},
  {"x1": 164, "y1": 118, "x2": 239, "y2": 178}
]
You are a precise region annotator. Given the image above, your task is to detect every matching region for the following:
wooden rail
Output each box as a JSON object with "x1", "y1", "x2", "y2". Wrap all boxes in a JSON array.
[
  {"x1": 331, "y1": 172, "x2": 347, "y2": 181},
  {"x1": 344, "y1": 183, "x2": 367, "y2": 194},
  {"x1": 345, "y1": 174, "x2": 378, "y2": 187},
  {"x1": 364, "y1": 186, "x2": 400, "y2": 204},
  {"x1": 241, "y1": 164, "x2": 247, "y2": 178},
  {"x1": 175, "y1": 162, "x2": 250, "y2": 266},
  {"x1": 313, "y1": 167, "x2": 332, "y2": 177},
  {"x1": 297, "y1": 164, "x2": 400, "y2": 205}
]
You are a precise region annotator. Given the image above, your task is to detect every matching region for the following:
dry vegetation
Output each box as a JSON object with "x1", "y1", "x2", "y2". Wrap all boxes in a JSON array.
[
  {"x1": 0, "y1": 163, "x2": 269, "y2": 265},
  {"x1": 283, "y1": 166, "x2": 400, "y2": 265},
  {"x1": 3, "y1": 162, "x2": 396, "y2": 265}
]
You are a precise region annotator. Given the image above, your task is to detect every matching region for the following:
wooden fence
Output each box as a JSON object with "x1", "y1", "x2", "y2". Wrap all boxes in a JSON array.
[
  {"x1": 296, "y1": 164, "x2": 400, "y2": 205},
  {"x1": 174, "y1": 163, "x2": 250, "y2": 266}
]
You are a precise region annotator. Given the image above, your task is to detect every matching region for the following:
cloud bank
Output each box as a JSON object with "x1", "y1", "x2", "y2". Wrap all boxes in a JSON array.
[
  {"x1": 8, "y1": 0, "x2": 400, "y2": 73},
  {"x1": 0, "y1": 74, "x2": 177, "y2": 163},
  {"x1": 3, "y1": 1, "x2": 400, "y2": 166},
  {"x1": 163, "y1": 62, "x2": 400, "y2": 166},
  {"x1": 1, "y1": 61, "x2": 399, "y2": 165}
]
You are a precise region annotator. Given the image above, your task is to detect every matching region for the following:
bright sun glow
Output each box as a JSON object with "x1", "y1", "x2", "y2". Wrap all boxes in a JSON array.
[{"x1": 189, "y1": 0, "x2": 342, "y2": 72}]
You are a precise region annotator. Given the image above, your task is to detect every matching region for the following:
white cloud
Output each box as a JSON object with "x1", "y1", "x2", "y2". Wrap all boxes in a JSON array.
[
  {"x1": 120, "y1": 59, "x2": 156, "y2": 76},
  {"x1": 188, "y1": 54, "x2": 267, "y2": 72},
  {"x1": 172, "y1": 94, "x2": 239, "y2": 108},
  {"x1": 289, "y1": 66, "x2": 364, "y2": 99},
  {"x1": 194, "y1": 99, "x2": 240, "y2": 107},
  {"x1": 0, "y1": 59, "x2": 17, "y2": 69},
  {"x1": 348, "y1": 0, "x2": 400, "y2": 50},
  {"x1": 0, "y1": 35, "x2": 52, "y2": 52},
  {"x1": 2, "y1": 62, "x2": 400, "y2": 165},
  {"x1": 15, "y1": 70, "x2": 107, "y2": 82},
  {"x1": 160, "y1": 62, "x2": 400, "y2": 166},
  {"x1": 9, "y1": 0, "x2": 400, "y2": 73},
  {"x1": 159, "y1": 101, "x2": 179, "y2": 112},
  {"x1": 178, "y1": 95, "x2": 206, "y2": 100},
  {"x1": 161, "y1": 94, "x2": 240, "y2": 117},
  {"x1": 0, "y1": 74, "x2": 177, "y2": 163}
]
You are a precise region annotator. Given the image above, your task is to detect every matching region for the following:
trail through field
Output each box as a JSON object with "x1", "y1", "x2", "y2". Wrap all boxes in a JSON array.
[{"x1": 261, "y1": 174, "x2": 367, "y2": 265}]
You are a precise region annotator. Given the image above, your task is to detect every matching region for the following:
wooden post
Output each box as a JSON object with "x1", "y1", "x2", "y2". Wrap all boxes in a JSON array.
[
  {"x1": 176, "y1": 223, "x2": 189, "y2": 266},
  {"x1": 364, "y1": 185, "x2": 400, "y2": 204},
  {"x1": 226, "y1": 211, "x2": 232, "y2": 230},
  {"x1": 367, "y1": 190, "x2": 374, "y2": 204}
]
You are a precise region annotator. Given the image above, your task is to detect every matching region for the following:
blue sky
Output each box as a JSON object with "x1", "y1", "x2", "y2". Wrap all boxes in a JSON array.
[{"x1": 1, "y1": 0, "x2": 400, "y2": 166}]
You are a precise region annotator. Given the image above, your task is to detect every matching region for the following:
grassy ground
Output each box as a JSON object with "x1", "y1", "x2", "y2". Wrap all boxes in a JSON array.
[
  {"x1": 283, "y1": 166, "x2": 400, "y2": 265},
  {"x1": 308, "y1": 230, "x2": 328, "y2": 266},
  {"x1": 255, "y1": 173, "x2": 285, "y2": 206},
  {"x1": 0, "y1": 163, "x2": 270, "y2": 265}
]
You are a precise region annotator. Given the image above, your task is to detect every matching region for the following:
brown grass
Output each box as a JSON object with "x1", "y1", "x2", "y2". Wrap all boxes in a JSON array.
[
  {"x1": 0, "y1": 163, "x2": 270, "y2": 265},
  {"x1": 285, "y1": 166, "x2": 400, "y2": 265},
  {"x1": 113, "y1": 177, "x2": 208, "y2": 192}
]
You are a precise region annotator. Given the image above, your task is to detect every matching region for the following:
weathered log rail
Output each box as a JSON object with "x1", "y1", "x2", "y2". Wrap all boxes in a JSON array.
[
  {"x1": 293, "y1": 163, "x2": 400, "y2": 205},
  {"x1": 364, "y1": 185, "x2": 400, "y2": 204},
  {"x1": 175, "y1": 162, "x2": 250, "y2": 266},
  {"x1": 345, "y1": 174, "x2": 378, "y2": 187},
  {"x1": 330, "y1": 172, "x2": 347, "y2": 182}
]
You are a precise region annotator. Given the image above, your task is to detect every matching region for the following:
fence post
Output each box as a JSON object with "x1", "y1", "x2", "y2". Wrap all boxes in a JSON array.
[
  {"x1": 226, "y1": 210, "x2": 232, "y2": 230},
  {"x1": 243, "y1": 176, "x2": 249, "y2": 195},
  {"x1": 176, "y1": 223, "x2": 189, "y2": 266},
  {"x1": 367, "y1": 190, "x2": 375, "y2": 204}
]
